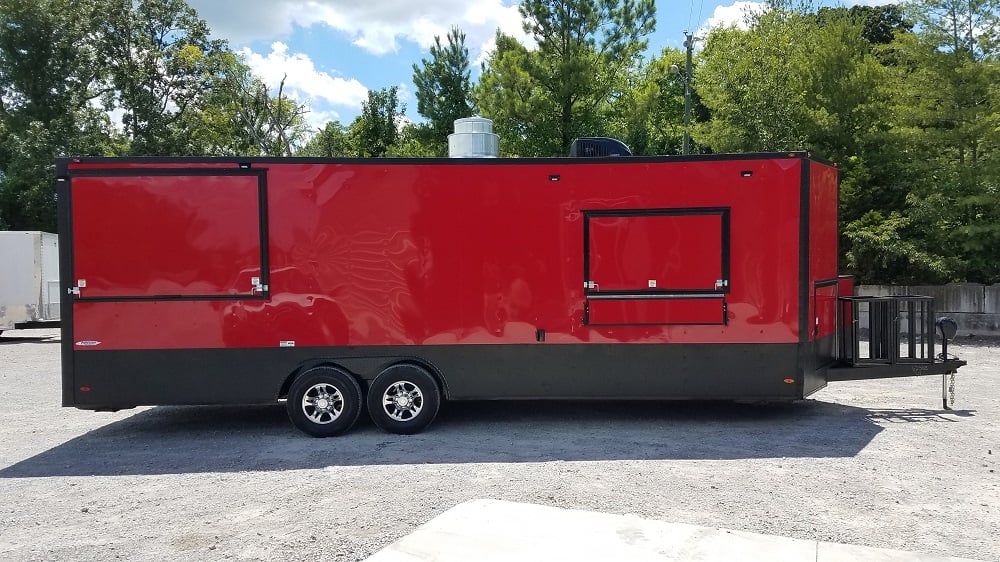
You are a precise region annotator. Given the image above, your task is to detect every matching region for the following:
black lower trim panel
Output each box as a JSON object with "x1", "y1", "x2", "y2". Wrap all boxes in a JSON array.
[{"x1": 67, "y1": 343, "x2": 807, "y2": 408}]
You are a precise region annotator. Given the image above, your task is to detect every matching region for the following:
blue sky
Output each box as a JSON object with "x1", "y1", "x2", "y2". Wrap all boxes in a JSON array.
[{"x1": 184, "y1": 0, "x2": 867, "y2": 130}]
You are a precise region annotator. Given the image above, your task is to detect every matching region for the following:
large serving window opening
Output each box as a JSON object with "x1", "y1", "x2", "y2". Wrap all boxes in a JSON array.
[
  {"x1": 69, "y1": 169, "x2": 268, "y2": 300},
  {"x1": 584, "y1": 207, "x2": 730, "y2": 325}
]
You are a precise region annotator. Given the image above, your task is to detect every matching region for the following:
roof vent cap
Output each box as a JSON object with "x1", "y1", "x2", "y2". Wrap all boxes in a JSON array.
[
  {"x1": 449, "y1": 117, "x2": 500, "y2": 158},
  {"x1": 569, "y1": 137, "x2": 632, "y2": 157}
]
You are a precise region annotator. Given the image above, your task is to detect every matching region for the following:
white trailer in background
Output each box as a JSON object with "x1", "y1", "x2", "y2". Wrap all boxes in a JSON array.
[{"x1": 0, "y1": 231, "x2": 60, "y2": 334}]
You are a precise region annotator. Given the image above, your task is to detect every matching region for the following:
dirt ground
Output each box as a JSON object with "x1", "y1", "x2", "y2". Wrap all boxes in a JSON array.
[{"x1": 0, "y1": 329, "x2": 997, "y2": 561}]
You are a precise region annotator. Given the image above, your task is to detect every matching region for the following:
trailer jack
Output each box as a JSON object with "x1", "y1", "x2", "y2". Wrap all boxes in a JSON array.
[{"x1": 937, "y1": 317, "x2": 958, "y2": 410}]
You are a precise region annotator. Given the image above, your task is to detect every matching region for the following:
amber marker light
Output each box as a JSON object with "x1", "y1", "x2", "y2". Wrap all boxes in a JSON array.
[{"x1": 783, "y1": 378, "x2": 795, "y2": 384}]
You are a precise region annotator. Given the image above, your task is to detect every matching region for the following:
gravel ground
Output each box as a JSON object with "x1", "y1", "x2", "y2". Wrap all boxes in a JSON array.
[{"x1": 0, "y1": 329, "x2": 997, "y2": 561}]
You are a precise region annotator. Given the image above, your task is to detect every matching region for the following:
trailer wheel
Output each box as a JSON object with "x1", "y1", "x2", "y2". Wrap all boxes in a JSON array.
[
  {"x1": 367, "y1": 364, "x2": 441, "y2": 435},
  {"x1": 286, "y1": 366, "x2": 363, "y2": 437}
]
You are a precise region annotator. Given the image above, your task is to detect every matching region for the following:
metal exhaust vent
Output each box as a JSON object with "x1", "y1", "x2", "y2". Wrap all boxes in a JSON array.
[{"x1": 448, "y1": 117, "x2": 500, "y2": 158}]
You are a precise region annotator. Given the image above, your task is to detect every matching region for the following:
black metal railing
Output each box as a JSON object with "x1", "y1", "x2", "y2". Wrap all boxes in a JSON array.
[{"x1": 838, "y1": 295, "x2": 936, "y2": 366}]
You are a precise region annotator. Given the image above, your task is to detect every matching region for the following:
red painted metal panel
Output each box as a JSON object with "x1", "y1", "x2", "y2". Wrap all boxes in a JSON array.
[
  {"x1": 588, "y1": 298, "x2": 724, "y2": 325},
  {"x1": 838, "y1": 276, "x2": 855, "y2": 329},
  {"x1": 814, "y1": 284, "x2": 837, "y2": 339},
  {"x1": 588, "y1": 214, "x2": 723, "y2": 292},
  {"x1": 67, "y1": 156, "x2": 807, "y2": 350},
  {"x1": 809, "y1": 162, "x2": 839, "y2": 340},
  {"x1": 71, "y1": 174, "x2": 261, "y2": 298}
]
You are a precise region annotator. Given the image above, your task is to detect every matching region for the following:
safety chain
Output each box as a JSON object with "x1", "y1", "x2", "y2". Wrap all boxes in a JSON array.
[{"x1": 949, "y1": 372, "x2": 957, "y2": 409}]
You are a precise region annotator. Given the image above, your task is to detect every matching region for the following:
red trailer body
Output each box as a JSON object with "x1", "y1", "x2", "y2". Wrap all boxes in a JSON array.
[{"x1": 56, "y1": 152, "x2": 964, "y2": 436}]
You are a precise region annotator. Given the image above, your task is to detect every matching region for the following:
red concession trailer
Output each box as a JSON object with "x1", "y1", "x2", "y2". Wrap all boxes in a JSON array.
[{"x1": 55, "y1": 152, "x2": 966, "y2": 436}]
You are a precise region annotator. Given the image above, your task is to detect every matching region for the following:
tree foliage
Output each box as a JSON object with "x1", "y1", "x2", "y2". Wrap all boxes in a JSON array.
[
  {"x1": 477, "y1": 0, "x2": 655, "y2": 155},
  {"x1": 98, "y1": 0, "x2": 231, "y2": 154},
  {"x1": 412, "y1": 27, "x2": 474, "y2": 156},
  {"x1": 604, "y1": 47, "x2": 692, "y2": 155},
  {"x1": 692, "y1": 0, "x2": 1000, "y2": 283},
  {"x1": 695, "y1": 3, "x2": 811, "y2": 152},
  {"x1": 353, "y1": 87, "x2": 405, "y2": 158},
  {"x1": 890, "y1": 0, "x2": 1000, "y2": 282},
  {"x1": 298, "y1": 121, "x2": 353, "y2": 158},
  {"x1": 0, "y1": 0, "x2": 115, "y2": 231}
]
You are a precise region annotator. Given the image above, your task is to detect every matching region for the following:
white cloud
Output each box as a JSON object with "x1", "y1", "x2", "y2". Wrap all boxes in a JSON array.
[
  {"x1": 239, "y1": 42, "x2": 368, "y2": 127},
  {"x1": 474, "y1": 36, "x2": 498, "y2": 67},
  {"x1": 698, "y1": 1, "x2": 768, "y2": 35},
  {"x1": 188, "y1": 0, "x2": 529, "y2": 60},
  {"x1": 693, "y1": 0, "x2": 892, "y2": 42},
  {"x1": 305, "y1": 109, "x2": 344, "y2": 130},
  {"x1": 846, "y1": 0, "x2": 899, "y2": 6},
  {"x1": 396, "y1": 114, "x2": 414, "y2": 132}
]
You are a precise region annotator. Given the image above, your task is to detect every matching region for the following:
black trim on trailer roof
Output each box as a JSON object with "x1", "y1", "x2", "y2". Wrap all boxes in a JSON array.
[
  {"x1": 57, "y1": 151, "x2": 815, "y2": 167},
  {"x1": 803, "y1": 152, "x2": 836, "y2": 167}
]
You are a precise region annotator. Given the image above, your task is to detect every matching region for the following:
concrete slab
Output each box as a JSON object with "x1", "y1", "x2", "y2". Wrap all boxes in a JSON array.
[{"x1": 365, "y1": 499, "x2": 981, "y2": 562}]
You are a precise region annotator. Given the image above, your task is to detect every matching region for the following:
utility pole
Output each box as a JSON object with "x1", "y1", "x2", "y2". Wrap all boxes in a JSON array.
[{"x1": 683, "y1": 31, "x2": 694, "y2": 155}]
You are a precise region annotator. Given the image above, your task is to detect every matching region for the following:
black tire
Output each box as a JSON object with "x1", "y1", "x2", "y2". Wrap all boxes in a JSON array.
[
  {"x1": 367, "y1": 363, "x2": 441, "y2": 435},
  {"x1": 286, "y1": 366, "x2": 363, "y2": 437}
]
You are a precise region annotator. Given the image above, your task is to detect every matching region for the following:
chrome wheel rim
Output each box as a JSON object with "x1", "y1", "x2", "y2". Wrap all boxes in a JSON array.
[
  {"x1": 382, "y1": 380, "x2": 423, "y2": 422},
  {"x1": 301, "y1": 383, "x2": 344, "y2": 424}
]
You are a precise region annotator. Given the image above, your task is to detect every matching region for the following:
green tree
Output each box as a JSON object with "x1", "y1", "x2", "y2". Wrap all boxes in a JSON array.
[
  {"x1": 887, "y1": 0, "x2": 1000, "y2": 282},
  {"x1": 476, "y1": 31, "x2": 559, "y2": 156},
  {"x1": 695, "y1": 4, "x2": 811, "y2": 152},
  {"x1": 477, "y1": 0, "x2": 656, "y2": 155},
  {"x1": 298, "y1": 121, "x2": 354, "y2": 157},
  {"x1": 0, "y1": 0, "x2": 116, "y2": 231},
  {"x1": 816, "y1": 5, "x2": 912, "y2": 46},
  {"x1": 843, "y1": 210, "x2": 953, "y2": 283},
  {"x1": 352, "y1": 86, "x2": 405, "y2": 157},
  {"x1": 695, "y1": 1, "x2": 946, "y2": 280},
  {"x1": 608, "y1": 48, "x2": 691, "y2": 155},
  {"x1": 239, "y1": 75, "x2": 311, "y2": 156},
  {"x1": 412, "y1": 27, "x2": 474, "y2": 156},
  {"x1": 385, "y1": 124, "x2": 442, "y2": 157},
  {"x1": 98, "y1": 0, "x2": 230, "y2": 155}
]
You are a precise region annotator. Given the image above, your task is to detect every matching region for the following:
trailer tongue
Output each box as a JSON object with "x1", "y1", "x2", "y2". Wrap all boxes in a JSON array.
[
  {"x1": 55, "y1": 141, "x2": 966, "y2": 436},
  {"x1": 826, "y1": 295, "x2": 965, "y2": 408}
]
